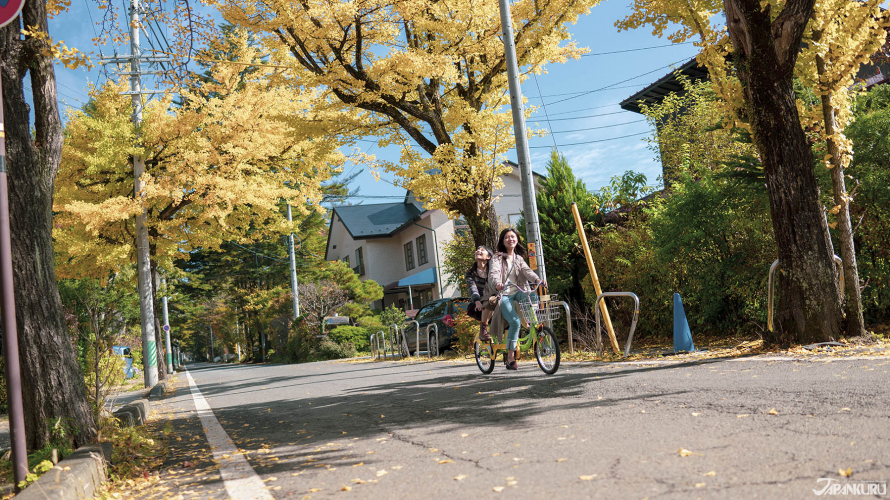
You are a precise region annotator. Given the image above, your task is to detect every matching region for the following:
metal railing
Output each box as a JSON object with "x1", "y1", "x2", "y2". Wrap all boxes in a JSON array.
[
  {"x1": 768, "y1": 255, "x2": 842, "y2": 332},
  {"x1": 594, "y1": 292, "x2": 640, "y2": 357}
]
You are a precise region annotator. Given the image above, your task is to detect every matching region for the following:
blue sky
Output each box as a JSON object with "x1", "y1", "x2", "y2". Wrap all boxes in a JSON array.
[{"x1": 47, "y1": 0, "x2": 699, "y2": 200}]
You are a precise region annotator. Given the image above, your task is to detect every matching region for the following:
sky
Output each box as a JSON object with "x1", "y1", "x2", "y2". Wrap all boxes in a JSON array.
[{"x1": 45, "y1": 0, "x2": 701, "y2": 201}]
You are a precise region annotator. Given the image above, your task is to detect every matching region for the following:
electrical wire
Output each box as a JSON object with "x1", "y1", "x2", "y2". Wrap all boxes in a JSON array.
[
  {"x1": 527, "y1": 131, "x2": 649, "y2": 148},
  {"x1": 580, "y1": 41, "x2": 693, "y2": 57},
  {"x1": 542, "y1": 58, "x2": 691, "y2": 107},
  {"x1": 547, "y1": 119, "x2": 646, "y2": 134},
  {"x1": 228, "y1": 241, "x2": 289, "y2": 263}
]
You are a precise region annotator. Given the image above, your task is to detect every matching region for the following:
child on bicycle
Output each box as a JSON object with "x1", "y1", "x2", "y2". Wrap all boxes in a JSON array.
[
  {"x1": 465, "y1": 245, "x2": 495, "y2": 341},
  {"x1": 489, "y1": 228, "x2": 543, "y2": 370}
]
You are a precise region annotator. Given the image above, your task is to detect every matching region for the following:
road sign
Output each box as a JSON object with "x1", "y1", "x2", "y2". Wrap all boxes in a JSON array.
[
  {"x1": 0, "y1": 0, "x2": 26, "y2": 28},
  {"x1": 324, "y1": 316, "x2": 350, "y2": 325},
  {"x1": 163, "y1": 324, "x2": 170, "y2": 332}
]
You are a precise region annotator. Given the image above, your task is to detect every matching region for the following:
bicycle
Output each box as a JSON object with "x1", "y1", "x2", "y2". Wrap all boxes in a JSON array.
[{"x1": 473, "y1": 281, "x2": 561, "y2": 375}]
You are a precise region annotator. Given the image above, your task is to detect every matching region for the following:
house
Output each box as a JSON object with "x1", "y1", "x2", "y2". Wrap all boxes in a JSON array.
[
  {"x1": 324, "y1": 161, "x2": 543, "y2": 313},
  {"x1": 620, "y1": 53, "x2": 890, "y2": 184}
]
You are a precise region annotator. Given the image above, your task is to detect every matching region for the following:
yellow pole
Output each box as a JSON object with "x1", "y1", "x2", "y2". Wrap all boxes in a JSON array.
[{"x1": 571, "y1": 203, "x2": 620, "y2": 354}]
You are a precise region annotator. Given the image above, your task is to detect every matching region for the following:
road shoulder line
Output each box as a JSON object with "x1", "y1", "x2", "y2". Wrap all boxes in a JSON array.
[{"x1": 185, "y1": 368, "x2": 274, "y2": 500}]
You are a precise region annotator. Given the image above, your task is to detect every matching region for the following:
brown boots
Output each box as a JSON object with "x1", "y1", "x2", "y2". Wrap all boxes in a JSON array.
[{"x1": 479, "y1": 323, "x2": 491, "y2": 342}]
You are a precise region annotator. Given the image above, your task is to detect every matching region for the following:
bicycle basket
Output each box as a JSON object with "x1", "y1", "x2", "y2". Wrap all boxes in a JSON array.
[{"x1": 517, "y1": 293, "x2": 561, "y2": 324}]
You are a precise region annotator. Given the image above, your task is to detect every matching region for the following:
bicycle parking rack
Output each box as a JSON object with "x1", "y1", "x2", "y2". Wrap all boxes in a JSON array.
[
  {"x1": 401, "y1": 320, "x2": 419, "y2": 358},
  {"x1": 425, "y1": 323, "x2": 439, "y2": 358},
  {"x1": 371, "y1": 331, "x2": 386, "y2": 360},
  {"x1": 768, "y1": 255, "x2": 842, "y2": 332},
  {"x1": 594, "y1": 292, "x2": 640, "y2": 357},
  {"x1": 389, "y1": 323, "x2": 408, "y2": 359},
  {"x1": 550, "y1": 300, "x2": 573, "y2": 354}
]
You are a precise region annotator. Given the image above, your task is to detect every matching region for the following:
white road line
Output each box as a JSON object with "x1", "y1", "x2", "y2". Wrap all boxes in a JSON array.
[{"x1": 185, "y1": 369, "x2": 274, "y2": 500}]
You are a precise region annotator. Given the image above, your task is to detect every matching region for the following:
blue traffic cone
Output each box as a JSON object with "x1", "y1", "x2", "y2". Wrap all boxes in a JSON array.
[{"x1": 673, "y1": 293, "x2": 696, "y2": 353}]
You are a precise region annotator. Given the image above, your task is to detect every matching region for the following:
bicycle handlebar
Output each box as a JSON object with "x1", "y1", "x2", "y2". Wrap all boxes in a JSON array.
[{"x1": 500, "y1": 279, "x2": 545, "y2": 295}]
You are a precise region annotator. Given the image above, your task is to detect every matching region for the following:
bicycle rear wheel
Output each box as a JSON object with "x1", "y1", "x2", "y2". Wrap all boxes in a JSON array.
[
  {"x1": 474, "y1": 340, "x2": 495, "y2": 374},
  {"x1": 535, "y1": 326, "x2": 560, "y2": 374}
]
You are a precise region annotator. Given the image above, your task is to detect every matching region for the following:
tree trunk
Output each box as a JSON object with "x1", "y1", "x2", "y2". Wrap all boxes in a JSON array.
[
  {"x1": 1, "y1": 5, "x2": 97, "y2": 449},
  {"x1": 815, "y1": 57, "x2": 866, "y2": 337},
  {"x1": 723, "y1": 0, "x2": 843, "y2": 344},
  {"x1": 461, "y1": 201, "x2": 500, "y2": 250}
]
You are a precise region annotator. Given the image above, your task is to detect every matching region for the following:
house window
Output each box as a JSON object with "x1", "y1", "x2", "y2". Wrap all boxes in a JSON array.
[
  {"x1": 416, "y1": 235, "x2": 428, "y2": 265},
  {"x1": 343, "y1": 255, "x2": 349, "y2": 267},
  {"x1": 508, "y1": 213, "x2": 522, "y2": 227},
  {"x1": 404, "y1": 242, "x2": 415, "y2": 271},
  {"x1": 354, "y1": 247, "x2": 365, "y2": 276}
]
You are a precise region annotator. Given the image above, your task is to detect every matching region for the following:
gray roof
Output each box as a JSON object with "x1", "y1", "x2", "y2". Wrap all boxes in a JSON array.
[
  {"x1": 619, "y1": 58, "x2": 708, "y2": 114},
  {"x1": 332, "y1": 202, "x2": 424, "y2": 239}
]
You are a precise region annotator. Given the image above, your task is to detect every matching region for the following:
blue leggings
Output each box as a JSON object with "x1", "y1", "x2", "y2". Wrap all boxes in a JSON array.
[{"x1": 500, "y1": 291, "x2": 527, "y2": 351}]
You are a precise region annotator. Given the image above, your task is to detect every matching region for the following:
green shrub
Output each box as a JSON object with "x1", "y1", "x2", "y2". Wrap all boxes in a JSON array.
[
  {"x1": 591, "y1": 170, "x2": 775, "y2": 338},
  {"x1": 328, "y1": 325, "x2": 370, "y2": 351},
  {"x1": 312, "y1": 339, "x2": 357, "y2": 360}
]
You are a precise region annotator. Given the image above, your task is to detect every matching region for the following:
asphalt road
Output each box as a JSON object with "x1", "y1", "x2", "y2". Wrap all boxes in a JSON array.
[{"x1": 139, "y1": 354, "x2": 890, "y2": 499}]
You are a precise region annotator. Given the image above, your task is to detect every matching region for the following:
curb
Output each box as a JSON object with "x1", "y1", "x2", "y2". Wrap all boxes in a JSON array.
[
  {"x1": 113, "y1": 398, "x2": 150, "y2": 427},
  {"x1": 16, "y1": 442, "x2": 111, "y2": 500},
  {"x1": 148, "y1": 378, "x2": 170, "y2": 399}
]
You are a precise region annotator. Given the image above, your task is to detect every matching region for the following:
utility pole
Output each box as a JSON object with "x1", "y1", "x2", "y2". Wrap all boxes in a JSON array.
[
  {"x1": 98, "y1": 0, "x2": 171, "y2": 388},
  {"x1": 161, "y1": 278, "x2": 173, "y2": 374},
  {"x1": 497, "y1": 0, "x2": 547, "y2": 284},
  {"x1": 286, "y1": 204, "x2": 300, "y2": 319},
  {"x1": 0, "y1": 59, "x2": 29, "y2": 489}
]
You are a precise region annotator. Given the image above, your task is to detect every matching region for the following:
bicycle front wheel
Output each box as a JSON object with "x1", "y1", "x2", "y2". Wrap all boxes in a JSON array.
[
  {"x1": 474, "y1": 340, "x2": 495, "y2": 374},
  {"x1": 535, "y1": 326, "x2": 560, "y2": 374}
]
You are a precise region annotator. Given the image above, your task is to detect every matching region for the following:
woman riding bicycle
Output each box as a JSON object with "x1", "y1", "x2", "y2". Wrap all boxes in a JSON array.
[{"x1": 489, "y1": 227, "x2": 543, "y2": 371}]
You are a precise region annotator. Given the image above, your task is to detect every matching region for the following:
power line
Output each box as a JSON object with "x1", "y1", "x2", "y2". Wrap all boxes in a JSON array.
[
  {"x1": 548, "y1": 119, "x2": 646, "y2": 134},
  {"x1": 527, "y1": 131, "x2": 649, "y2": 148},
  {"x1": 580, "y1": 41, "x2": 694, "y2": 57},
  {"x1": 542, "y1": 58, "x2": 691, "y2": 107},
  {"x1": 528, "y1": 110, "x2": 627, "y2": 122},
  {"x1": 228, "y1": 241, "x2": 288, "y2": 263},
  {"x1": 530, "y1": 102, "x2": 621, "y2": 118}
]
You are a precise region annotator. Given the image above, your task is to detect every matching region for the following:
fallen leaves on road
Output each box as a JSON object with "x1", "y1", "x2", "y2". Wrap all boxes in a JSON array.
[
  {"x1": 439, "y1": 459, "x2": 453, "y2": 464},
  {"x1": 839, "y1": 408, "x2": 851, "y2": 412},
  {"x1": 691, "y1": 412, "x2": 701, "y2": 417},
  {"x1": 839, "y1": 468, "x2": 853, "y2": 477},
  {"x1": 455, "y1": 475, "x2": 468, "y2": 481},
  {"x1": 376, "y1": 470, "x2": 388, "y2": 477},
  {"x1": 493, "y1": 486, "x2": 505, "y2": 492},
  {"x1": 705, "y1": 471, "x2": 716, "y2": 476},
  {"x1": 737, "y1": 414, "x2": 749, "y2": 418},
  {"x1": 695, "y1": 482, "x2": 706, "y2": 488},
  {"x1": 768, "y1": 408, "x2": 778, "y2": 415},
  {"x1": 341, "y1": 486, "x2": 352, "y2": 491},
  {"x1": 557, "y1": 458, "x2": 568, "y2": 463},
  {"x1": 580, "y1": 475, "x2": 597, "y2": 481},
  {"x1": 678, "y1": 448, "x2": 703, "y2": 457}
]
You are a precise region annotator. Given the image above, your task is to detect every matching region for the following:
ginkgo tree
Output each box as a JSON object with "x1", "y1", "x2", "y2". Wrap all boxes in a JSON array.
[
  {"x1": 617, "y1": 0, "x2": 890, "y2": 343},
  {"x1": 55, "y1": 32, "x2": 359, "y2": 279},
  {"x1": 212, "y1": 0, "x2": 599, "y2": 247}
]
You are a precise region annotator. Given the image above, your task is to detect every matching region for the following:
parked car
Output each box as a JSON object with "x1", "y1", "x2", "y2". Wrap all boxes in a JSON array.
[{"x1": 401, "y1": 297, "x2": 469, "y2": 355}]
